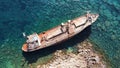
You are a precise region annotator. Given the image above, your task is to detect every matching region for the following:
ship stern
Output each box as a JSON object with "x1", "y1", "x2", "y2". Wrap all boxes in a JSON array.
[{"x1": 22, "y1": 44, "x2": 28, "y2": 52}]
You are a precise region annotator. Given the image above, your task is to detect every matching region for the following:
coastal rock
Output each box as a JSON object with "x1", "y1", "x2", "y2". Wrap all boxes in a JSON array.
[{"x1": 37, "y1": 40, "x2": 106, "y2": 68}]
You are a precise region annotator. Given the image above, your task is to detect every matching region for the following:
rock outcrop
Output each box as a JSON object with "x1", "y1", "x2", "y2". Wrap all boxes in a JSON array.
[{"x1": 37, "y1": 40, "x2": 106, "y2": 68}]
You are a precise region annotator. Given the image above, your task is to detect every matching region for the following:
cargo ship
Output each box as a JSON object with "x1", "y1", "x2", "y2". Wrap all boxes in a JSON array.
[{"x1": 22, "y1": 12, "x2": 99, "y2": 52}]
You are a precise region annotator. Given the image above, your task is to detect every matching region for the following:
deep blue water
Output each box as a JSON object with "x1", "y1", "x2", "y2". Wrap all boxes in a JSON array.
[{"x1": 0, "y1": 0, "x2": 120, "y2": 68}]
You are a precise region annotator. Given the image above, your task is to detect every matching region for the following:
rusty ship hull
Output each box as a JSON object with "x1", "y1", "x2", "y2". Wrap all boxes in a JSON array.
[{"x1": 22, "y1": 13, "x2": 99, "y2": 52}]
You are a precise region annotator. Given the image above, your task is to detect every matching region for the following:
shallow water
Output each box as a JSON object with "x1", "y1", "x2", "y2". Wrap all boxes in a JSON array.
[{"x1": 0, "y1": 0, "x2": 120, "y2": 68}]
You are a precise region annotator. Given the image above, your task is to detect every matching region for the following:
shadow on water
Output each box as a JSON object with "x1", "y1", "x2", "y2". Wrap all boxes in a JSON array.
[{"x1": 22, "y1": 26, "x2": 92, "y2": 65}]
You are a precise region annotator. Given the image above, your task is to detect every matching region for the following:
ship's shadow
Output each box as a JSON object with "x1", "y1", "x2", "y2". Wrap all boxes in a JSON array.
[{"x1": 22, "y1": 26, "x2": 92, "y2": 65}]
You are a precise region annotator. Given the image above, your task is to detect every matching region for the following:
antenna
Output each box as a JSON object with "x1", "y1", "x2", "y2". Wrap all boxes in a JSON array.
[{"x1": 22, "y1": 32, "x2": 26, "y2": 38}]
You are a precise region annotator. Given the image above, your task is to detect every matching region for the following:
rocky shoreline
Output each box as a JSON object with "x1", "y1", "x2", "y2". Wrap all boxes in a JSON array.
[{"x1": 37, "y1": 40, "x2": 107, "y2": 68}]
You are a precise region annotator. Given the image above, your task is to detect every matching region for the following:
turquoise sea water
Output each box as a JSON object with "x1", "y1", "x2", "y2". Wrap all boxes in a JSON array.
[{"x1": 0, "y1": 0, "x2": 120, "y2": 68}]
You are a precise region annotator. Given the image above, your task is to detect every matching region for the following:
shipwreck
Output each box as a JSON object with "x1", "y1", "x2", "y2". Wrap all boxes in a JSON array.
[{"x1": 22, "y1": 12, "x2": 99, "y2": 52}]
